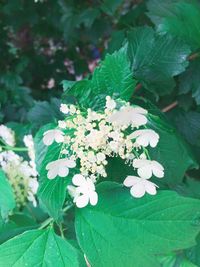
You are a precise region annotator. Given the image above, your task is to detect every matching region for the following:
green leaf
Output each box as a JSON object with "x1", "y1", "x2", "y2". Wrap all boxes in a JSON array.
[
  {"x1": 101, "y1": 0, "x2": 123, "y2": 15},
  {"x1": 174, "y1": 111, "x2": 200, "y2": 147},
  {"x1": 65, "y1": 45, "x2": 136, "y2": 109},
  {"x1": 27, "y1": 98, "x2": 62, "y2": 129},
  {"x1": 0, "y1": 169, "x2": 15, "y2": 220},
  {"x1": 127, "y1": 26, "x2": 190, "y2": 95},
  {"x1": 158, "y1": 253, "x2": 198, "y2": 267},
  {"x1": 0, "y1": 228, "x2": 86, "y2": 267},
  {"x1": 0, "y1": 214, "x2": 38, "y2": 244},
  {"x1": 147, "y1": 0, "x2": 200, "y2": 49},
  {"x1": 34, "y1": 124, "x2": 66, "y2": 220},
  {"x1": 186, "y1": 234, "x2": 200, "y2": 267},
  {"x1": 148, "y1": 114, "x2": 198, "y2": 186},
  {"x1": 179, "y1": 60, "x2": 200, "y2": 105},
  {"x1": 75, "y1": 182, "x2": 200, "y2": 267}
]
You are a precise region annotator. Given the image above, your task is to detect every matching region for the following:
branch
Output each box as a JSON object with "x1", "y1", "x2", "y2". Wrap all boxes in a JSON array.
[
  {"x1": 162, "y1": 101, "x2": 178, "y2": 113},
  {"x1": 188, "y1": 52, "x2": 200, "y2": 61},
  {"x1": 39, "y1": 203, "x2": 73, "y2": 230}
]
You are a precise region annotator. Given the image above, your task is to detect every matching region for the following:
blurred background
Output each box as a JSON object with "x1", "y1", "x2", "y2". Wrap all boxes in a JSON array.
[{"x1": 0, "y1": 0, "x2": 145, "y2": 123}]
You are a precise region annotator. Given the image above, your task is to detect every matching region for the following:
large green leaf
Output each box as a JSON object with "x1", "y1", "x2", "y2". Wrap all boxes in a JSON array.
[
  {"x1": 186, "y1": 234, "x2": 200, "y2": 267},
  {"x1": 0, "y1": 169, "x2": 15, "y2": 220},
  {"x1": 64, "y1": 45, "x2": 136, "y2": 109},
  {"x1": 0, "y1": 228, "x2": 86, "y2": 267},
  {"x1": 0, "y1": 214, "x2": 38, "y2": 244},
  {"x1": 34, "y1": 124, "x2": 66, "y2": 220},
  {"x1": 158, "y1": 253, "x2": 198, "y2": 267},
  {"x1": 76, "y1": 182, "x2": 200, "y2": 267},
  {"x1": 148, "y1": 114, "x2": 198, "y2": 186},
  {"x1": 147, "y1": 0, "x2": 200, "y2": 49},
  {"x1": 179, "y1": 60, "x2": 200, "y2": 106},
  {"x1": 127, "y1": 26, "x2": 190, "y2": 95}
]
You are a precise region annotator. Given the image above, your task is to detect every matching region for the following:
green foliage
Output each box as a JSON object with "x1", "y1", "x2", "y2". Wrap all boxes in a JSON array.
[
  {"x1": 148, "y1": 114, "x2": 198, "y2": 186},
  {"x1": 179, "y1": 60, "x2": 200, "y2": 105},
  {"x1": 34, "y1": 124, "x2": 66, "y2": 220},
  {"x1": 147, "y1": 0, "x2": 200, "y2": 49},
  {"x1": 64, "y1": 46, "x2": 136, "y2": 108},
  {"x1": 1, "y1": 1, "x2": 200, "y2": 266},
  {"x1": 0, "y1": 228, "x2": 86, "y2": 267},
  {"x1": 127, "y1": 26, "x2": 190, "y2": 95},
  {"x1": 76, "y1": 182, "x2": 200, "y2": 267},
  {"x1": 0, "y1": 169, "x2": 15, "y2": 220}
]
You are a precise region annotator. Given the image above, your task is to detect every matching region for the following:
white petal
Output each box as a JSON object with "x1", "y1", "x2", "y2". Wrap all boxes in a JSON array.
[
  {"x1": 136, "y1": 135, "x2": 149, "y2": 147},
  {"x1": 132, "y1": 107, "x2": 148, "y2": 115},
  {"x1": 133, "y1": 159, "x2": 148, "y2": 168},
  {"x1": 123, "y1": 176, "x2": 140, "y2": 187},
  {"x1": 54, "y1": 132, "x2": 64, "y2": 143},
  {"x1": 72, "y1": 174, "x2": 86, "y2": 186},
  {"x1": 58, "y1": 166, "x2": 69, "y2": 177},
  {"x1": 67, "y1": 185, "x2": 78, "y2": 198},
  {"x1": 47, "y1": 168, "x2": 58, "y2": 179},
  {"x1": 131, "y1": 114, "x2": 147, "y2": 127},
  {"x1": 153, "y1": 167, "x2": 164, "y2": 178},
  {"x1": 86, "y1": 178, "x2": 95, "y2": 191},
  {"x1": 130, "y1": 183, "x2": 146, "y2": 198},
  {"x1": 89, "y1": 191, "x2": 98, "y2": 206},
  {"x1": 43, "y1": 133, "x2": 54, "y2": 146},
  {"x1": 144, "y1": 180, "x2": 157, "y2": 195},
  {"x1": 66, "y1": 159, "x2": 76, "y2": 168},
  {"x1": 76, "y1": 194, "x2": 89, "y2": 208},
  {"x1": 46, "y1": 160, "x2": 57, "y2": 170},
  {"x1": 137, "y1": 165, "x2": 152, "y2": 179},
  {"x1": 152, "y1": 161, "x2": 164, "y2": 178}
]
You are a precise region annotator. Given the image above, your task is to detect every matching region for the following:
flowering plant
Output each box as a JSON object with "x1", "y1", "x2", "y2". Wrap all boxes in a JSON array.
[
  {"x1": 0, "y1": 41, "x2": 200, "y2": 267},
  {"x1": 42, "y1": 97, "x2": 164, "y2": 208}
]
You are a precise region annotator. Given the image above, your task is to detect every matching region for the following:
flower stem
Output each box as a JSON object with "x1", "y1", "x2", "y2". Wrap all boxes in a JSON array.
[
  {"x1": 39, "y1": 203, "x2": 74, "y2": 230},
  {"x1": 1, "y1": 145, "x2": 28, "y2": 152}
]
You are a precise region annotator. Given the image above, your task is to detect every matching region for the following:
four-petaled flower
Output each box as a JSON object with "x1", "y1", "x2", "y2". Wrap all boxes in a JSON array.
[
  {"x1": 46, "y1": 158, "x2": 76, "y2": 179},
  {"x1": 124, "y1": 175, "x2": 158, "y2": 198},
  {"x1": 133, "y1": 159, "x2": 164, "y2": 179},
  {"x1": 68, "y1": 174, "x2": 98, "y2": 208},
  {"x1": 43, "y1": 129, "x2": 64, "y2": 146},
  {"x1": 129, "y1": 129, "x2": 159, "y2": 148},
  {"x1": 108, "y1": 106, "x2": 148, "y2": 127}
]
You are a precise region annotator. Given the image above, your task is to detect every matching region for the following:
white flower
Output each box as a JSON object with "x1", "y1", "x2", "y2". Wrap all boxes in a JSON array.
[
  {"x1": 124, "y1": 175, "x2": 158, "y2": 198},
  {"x1": 0, "y1": 125, "x2": 15, "y2": 146},
  {"x1": 60, "y1": 104, "x2": 69, "y2": 114},
  {"x1": 133, "y1": 159, "x2": 164, "y2": 179},
  {"x1": 106, "y1": 96, "x2": 116, "y2": 110},
  {"x1": 129, "y1": 129, "x2": 159, "y2": 148},
  {"x1": 27, "y1": 178, "x2": 39, "y2": 207},
  {"x1": 46, "y1": 158, "x2": 76, "y2": 179},
  {"x1": 69, "y1": 105, "x2": 76, "y2": 115},
  {"x1": 43, "y1": 129, "x2": 64, "y2": 146},
  {"x1": 69, "y1": 174, "x2": 98, "y2": 208},
  {"x1": 23, "y1": 135, "x2": 36, "y2": 161},
  {"x1": 108, "y1": 106, "x2": 148, "y2": 127},
  {"x1": 86, "y1": 129, "x2": 106, "y2": 150},
  {"x1": 58, "y1": 120, "x2": 66, "y2": 129},
  {"x1": 28, "y1": 178, "x2": 39, "y2": 194}
]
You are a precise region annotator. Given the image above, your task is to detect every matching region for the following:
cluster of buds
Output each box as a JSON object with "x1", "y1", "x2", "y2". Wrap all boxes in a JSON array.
[
  {"x1": 0, "y1": 125, "x2": 38, "y2": 208},
  {"x1": 43, "y1": 96, "x2": 164, "y2": 208}
]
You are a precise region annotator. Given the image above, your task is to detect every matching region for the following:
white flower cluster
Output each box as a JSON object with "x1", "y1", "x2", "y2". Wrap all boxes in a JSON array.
[
  {"x1": 0, "y1": 151, "x2": 38, "y2": 207},
  {"x1": 43, "y1": 96, "x2": 164, "y2": 208},
  {"x1": 0, "y1": 126, "x2": 38, "y2": 208},
  {"x1": 0, "y1": 125, "x2": 15, "y2": 147},
  {"x1": 23, "y1": 134, "x2": 38, "y2": 177}
]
